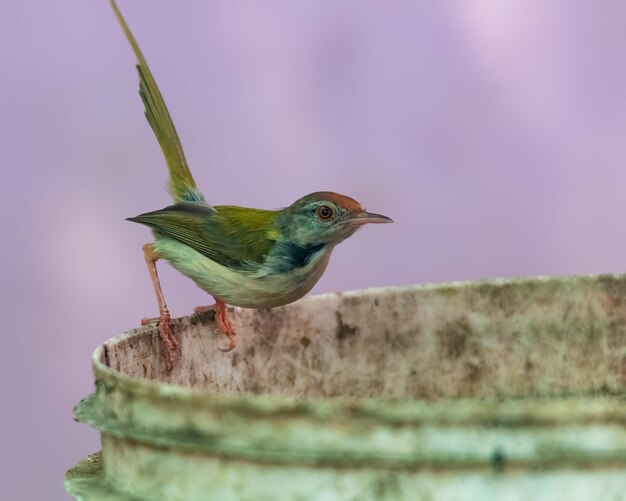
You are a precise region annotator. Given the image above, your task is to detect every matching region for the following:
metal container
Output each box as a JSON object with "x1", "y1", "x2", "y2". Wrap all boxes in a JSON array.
[{"x1": 66, "y1": 275, "x2": 626, "y2": 500}]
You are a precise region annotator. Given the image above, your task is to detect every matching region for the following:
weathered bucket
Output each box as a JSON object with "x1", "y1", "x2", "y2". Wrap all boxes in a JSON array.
[{"x1": 66, "y1": 275, "x2": 626, "y2": 500}]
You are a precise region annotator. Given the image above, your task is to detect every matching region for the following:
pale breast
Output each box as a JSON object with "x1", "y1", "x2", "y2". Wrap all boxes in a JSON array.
[{"x1": 153, "y1": 235, "x2": 333, "y2": 309}]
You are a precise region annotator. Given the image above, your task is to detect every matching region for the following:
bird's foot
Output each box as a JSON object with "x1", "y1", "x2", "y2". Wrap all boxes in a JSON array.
[
  {"x1": 143, "y1": 315, "x2": 179, "y2": 347},
  {"x1": 142, "y1": 315, "x2": 179, "y2": 348},
  {"x1": 218, "y1": 333, "x2": 237, "y2": 353},
  {"x1": 194, "y1": 304, "x2": 215, "y2": 315},
  {"x1": 215, "y1": 301, "x2": 237, "y2": 352},
  {"x1": 165, "y1": 320, "x2": 180, "y2": 349},
  {"x1": 143, "y1": 310, "x2": 179, "y2": 370},
  {"x1": 157, "y1": 311, "x2": 179, "y2": 370}
]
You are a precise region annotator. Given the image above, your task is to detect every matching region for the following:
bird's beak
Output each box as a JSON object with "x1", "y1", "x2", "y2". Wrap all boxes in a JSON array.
[{"x1": 349, "y1": 212, "x2": 394, "y2": 225}]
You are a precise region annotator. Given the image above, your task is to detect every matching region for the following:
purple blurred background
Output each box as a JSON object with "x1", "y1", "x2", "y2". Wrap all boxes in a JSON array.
[{"x1": 3, "y1": 1, "x2": 626, "y2": 498}]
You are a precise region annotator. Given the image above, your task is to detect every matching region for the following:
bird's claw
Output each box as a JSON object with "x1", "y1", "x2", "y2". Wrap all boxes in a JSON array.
[
  {"x1": 218, "y1": 334, "x2": 237, "y2": 353},
  {"x1": 161, "y1": 327, "x2": 178, "y2": 370},
  {"x1": 214, "y1": 300, "x2": 237, "y2": 353},
  {"x1": 194, "y1": 304, "x2": 215, "y2": 315},
  {"x1": 144, "y1": 311, "x2": 179, "y2": 370},
  {"x1": 141, "y1": 316, "x2": 180, "y2": 354},
  {"x1": 141, "y1": 316, "x2": 159, "y2": 326}
]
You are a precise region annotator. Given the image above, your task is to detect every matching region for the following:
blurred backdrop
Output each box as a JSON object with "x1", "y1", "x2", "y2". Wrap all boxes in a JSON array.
[{"x1": 2, "y1": 1, "x2": 626, "y2": 499}]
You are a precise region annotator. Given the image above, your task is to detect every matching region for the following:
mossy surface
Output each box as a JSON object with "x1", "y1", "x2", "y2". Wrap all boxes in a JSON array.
[{"x1": 67, "y1": 276, "x2": 626, "y2": 500}]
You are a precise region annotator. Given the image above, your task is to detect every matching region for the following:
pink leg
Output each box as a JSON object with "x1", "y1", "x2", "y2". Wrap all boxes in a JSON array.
[
  {"x1": 143, "y1": 243, "x2": 179, "y2": 370},
  {"x1": 193, "y1": 302, "x2": 237, "y2": 352},
  {"x1": 141, "y1": 316, "x2": 159, "y2": 326},
  {"x1": 215, "y1": 300, "x2": 237, "y2": 352},
  {"x1": 193, "y1": 304, "x2": 214, "y2": 315}
]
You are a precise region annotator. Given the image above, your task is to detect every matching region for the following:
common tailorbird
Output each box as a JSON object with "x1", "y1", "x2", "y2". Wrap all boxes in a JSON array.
[{"x1": 109, "y1": 1, "x2": 393, "y2": 369}]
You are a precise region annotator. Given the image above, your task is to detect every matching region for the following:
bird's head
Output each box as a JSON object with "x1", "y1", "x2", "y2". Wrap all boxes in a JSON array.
[{"x1": 277, "y1": 191, "x2": 392, "y2": 247}]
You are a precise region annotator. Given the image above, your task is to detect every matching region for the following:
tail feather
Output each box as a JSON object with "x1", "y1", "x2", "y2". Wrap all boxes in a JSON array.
[{"x1": 109, "y1": 0, "x2": 203, "y2": 203}]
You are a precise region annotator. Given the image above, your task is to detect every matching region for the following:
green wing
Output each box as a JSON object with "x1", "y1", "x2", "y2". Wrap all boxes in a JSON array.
[
  {"x1": 128, "y1": 203, "x2": 279, "y2": 269},
  {"x1": 110, "y1": 0, "x2": 201, "y2": 203}
]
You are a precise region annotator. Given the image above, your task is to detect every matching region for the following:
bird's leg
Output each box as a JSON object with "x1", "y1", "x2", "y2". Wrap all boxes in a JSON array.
[
  {"x1": 142, "y1": 243, "x2": 179, "y2": 370},
  {"x1": 214, "y1": 299, "x2": 237, "y2": 352},
  {"x1": 192, "y1": 303, "x2": 235, "y2": 351}
]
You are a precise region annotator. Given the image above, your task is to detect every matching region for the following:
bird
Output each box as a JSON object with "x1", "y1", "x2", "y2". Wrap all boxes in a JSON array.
[{"x1": 109, "y1": 0, "x2": 393, "y2": 369}]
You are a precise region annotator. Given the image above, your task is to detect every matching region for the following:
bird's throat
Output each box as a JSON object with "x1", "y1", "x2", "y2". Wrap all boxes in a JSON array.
[{"x1": 272, "y1": 242, "x2": 326, "y2": 273}]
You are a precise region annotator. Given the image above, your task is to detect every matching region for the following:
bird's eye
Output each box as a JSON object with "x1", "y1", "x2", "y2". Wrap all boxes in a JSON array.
[{"x1": 316, "y1": 204, "x2": 335, "y2": 220}]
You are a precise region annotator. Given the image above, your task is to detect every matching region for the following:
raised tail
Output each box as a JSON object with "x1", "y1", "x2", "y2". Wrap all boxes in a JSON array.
[{"x1": 109, "y1": 0, "x2": 204, "y2": 203}]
